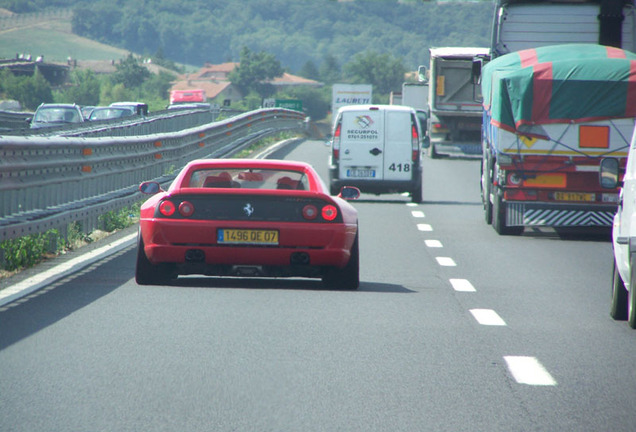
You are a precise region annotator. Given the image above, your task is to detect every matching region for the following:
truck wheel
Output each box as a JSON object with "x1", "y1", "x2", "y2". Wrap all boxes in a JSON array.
[
  {"x1": 492, "y1": 189, "x2": 523, "y2": 236},
  {"x1": 629, "y1": 255, "x2": 636, "y2": 328},
  {"x1": 611, "y1": 258, "x2": 628, "y2": 320},
  {"x1": 322, "y1": 233, "x2": 359, "y2": 290},
  {"x1": 481, "y1": 157, "x2": 492, "y2": 224},
  {"x1": 135, "y1": 235, "x2": 173, "y2": 285},
  {"x1": 428, "y1": 141, "x2": 438, "y2": 159}
]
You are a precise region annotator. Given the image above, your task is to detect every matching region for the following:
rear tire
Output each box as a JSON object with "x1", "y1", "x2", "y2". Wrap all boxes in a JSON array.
[
  {"x1": 629, "y1": 255, "x2": 636, "y2": 328},
  {"x1": 492, "y1": 189, "x2": 523, "y2": 236},
  {"x1": 611, "y1": 258, "x2": 628, "y2": 320},
  {"x1": 411, "y1": 183, "x2": 422, "y2": 203},
  {"x1": 322, "y1": 233, "x2": 359, "y2": 290},
  {"x1": 481, "y1": 156, "x2": 493, "y2": 224},
  {"x1": 135, "y1": 235, "x2": 173, "y2": 286}
]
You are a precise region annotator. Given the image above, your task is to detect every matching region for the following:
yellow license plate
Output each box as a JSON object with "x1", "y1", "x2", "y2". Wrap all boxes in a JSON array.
[
  {"x1": 217, "y1": 229, "x2": 279, "y2": 245},
  {"x1": 554, "y1": 192, "x2": 596, "y2": 202}
]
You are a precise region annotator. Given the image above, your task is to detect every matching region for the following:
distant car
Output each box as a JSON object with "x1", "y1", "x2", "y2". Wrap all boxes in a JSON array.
[
  {"x1": 109, "y1": 102, "x2": 148, "y2": 116},
  {"x1": 29, "y1": 103, "x2": 84, "y2": 129},
  {"x1": 136, "y1": 159, "x2": 361, "y2": 289},
  {"x1": 81, "y1": 106, "x2": 95, "y2": 119},
  {"x1": 88, "y1": 106, "x2": 136, "y2": 121},
  {"x1": 167, "y1": 102, "x2": 212, "y2": 110}
]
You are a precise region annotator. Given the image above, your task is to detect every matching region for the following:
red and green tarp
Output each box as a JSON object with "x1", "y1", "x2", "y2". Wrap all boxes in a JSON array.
[{"x1": 482, "y1": 44, "x2": 636, "y2": 134}]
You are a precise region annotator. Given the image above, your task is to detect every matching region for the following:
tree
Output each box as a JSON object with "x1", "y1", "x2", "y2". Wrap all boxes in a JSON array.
[
  {"x1": 319, "y1": 55, "x2": 341, "y2": 84},
  {"x1": 229, "y1": 46, "x2": 284, "y2": 97},
  {"x1": 112, "y1": 53, "x2": 151, "y2": 89},
  {"x1": 58, "y1": 69, "x2": 101, "y2": 106},
  {"x1": 343, "y1": 51, "x2": 406, "y2": 96},
  {"x1": 0, "y1": 69, "x2": 53, "y2": 110}
]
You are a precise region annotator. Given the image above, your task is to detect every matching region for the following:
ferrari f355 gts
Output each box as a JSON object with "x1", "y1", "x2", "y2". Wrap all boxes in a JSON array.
[{"x1": 136, "y1": 159, "x2": 361, "y2": 289}]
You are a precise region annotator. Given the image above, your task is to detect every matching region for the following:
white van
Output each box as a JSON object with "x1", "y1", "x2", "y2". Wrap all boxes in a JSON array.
[
  {"x1": 606, "y1": 130, "x2": 636, "y2": 328},
  {"x1": 328, "y1": 104, "x2": 423, "y2": 203}
]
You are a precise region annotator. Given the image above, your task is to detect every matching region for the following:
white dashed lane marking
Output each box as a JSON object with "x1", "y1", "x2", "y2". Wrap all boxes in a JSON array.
[
  {"x1": 407, "y1": 204, "x2": 556, "y2": 387},
  {"x1": 470, "y1": 309, "x2": 507, "y2": 326},
  {"x1": 436, "y1": 257, "x2": 456, "y2": 267},
  {"x1": 504, "y1": 356, "x2": 557, "y2": 386},
  {"x1": 450, "y1": 278, "x2": 476, "y2": 292},
  {"x1": 425, "y1": 239, "x2": 443, "y2": 248}
]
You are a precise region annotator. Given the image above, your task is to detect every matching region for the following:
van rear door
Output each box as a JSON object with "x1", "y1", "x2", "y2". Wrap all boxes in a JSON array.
[
  {"x1": 383, "y1": 110, "x2": 414, "y2": 182},
  {"x1": 338, "y1": 109, "x2": 385, "y2": 180}
]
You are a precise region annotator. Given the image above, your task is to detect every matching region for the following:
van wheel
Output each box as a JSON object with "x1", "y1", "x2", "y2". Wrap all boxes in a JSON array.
[
  {"x1": 411, "y1": 184, "x2": 422, "y2": 203},
  {"x1": 492, "y1": 189, "x2": 523, "y2": 236},
  {"x1": 611, "y1": 258, "x2": 628, "y2": 320},
  {"x1": 629, "y1": 255, "x2": 636, "y2": 328},
  {"x1": 322, "y1": 234, "x2": 359, "y2": 290}
]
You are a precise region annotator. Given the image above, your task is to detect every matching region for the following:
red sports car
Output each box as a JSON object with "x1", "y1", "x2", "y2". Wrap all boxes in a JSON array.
[{"x1": 136, "y1": 159, "x2": 361, "y2": 289}]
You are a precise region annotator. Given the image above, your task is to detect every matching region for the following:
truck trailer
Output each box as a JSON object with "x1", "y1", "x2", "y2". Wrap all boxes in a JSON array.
[
  {"x1": 481, "y1": 44, "x2": 636, "y2": 235},
  {"x1": 479, "y1": 0, "x2": 636, "y2": 234},
  {"x1": 423, "y1": 47, "x2": 489, "y2": 158}
]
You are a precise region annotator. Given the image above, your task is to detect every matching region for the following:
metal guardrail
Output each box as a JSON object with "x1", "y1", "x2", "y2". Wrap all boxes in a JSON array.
[{"x1": 0, "y1": 107, "x2": 306, "y2": 243}]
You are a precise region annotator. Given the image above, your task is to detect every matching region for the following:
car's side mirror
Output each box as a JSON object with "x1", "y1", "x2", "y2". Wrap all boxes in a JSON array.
[
  {"x1": 139, "y1": 181, "x2": 162, "y2": 194},
  {"x1": 599, "y1": 157, "x2": 621, "y2": 189},
  {"x1": 339, "y1": 186, "x2": 361, "y2": 200}
]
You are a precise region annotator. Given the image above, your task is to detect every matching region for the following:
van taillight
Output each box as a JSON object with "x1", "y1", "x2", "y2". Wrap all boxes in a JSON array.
[
  {"x1": 333, "y1": 124, "x2": 341, "y2": 159},
  {"x1": 411, "y1": 124, "x2": 419, "y2": 161}
]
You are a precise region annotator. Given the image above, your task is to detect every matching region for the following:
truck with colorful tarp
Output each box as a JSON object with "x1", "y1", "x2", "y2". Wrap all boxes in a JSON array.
[{"x1": 480, "y1": 43, "x2": 636, "y2": 235}]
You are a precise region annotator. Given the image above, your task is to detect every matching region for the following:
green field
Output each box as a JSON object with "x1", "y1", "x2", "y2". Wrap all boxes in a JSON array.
[{"x1": 0, "y1": 14, "x2": 130, "y2": 63}]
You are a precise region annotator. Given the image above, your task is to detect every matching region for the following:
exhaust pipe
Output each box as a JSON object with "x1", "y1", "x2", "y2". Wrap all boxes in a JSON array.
[
  {"x1": 290, "y1": 252, "x2": 310, "y2": 265},
  {"x1": 185, "y1": 249, "x2": 205, "y2": 262}
]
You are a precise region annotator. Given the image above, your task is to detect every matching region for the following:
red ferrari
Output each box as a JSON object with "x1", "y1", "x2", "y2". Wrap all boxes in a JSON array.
[{"x1": 136, "y1": 159, "x2": 361, "y2": 289}]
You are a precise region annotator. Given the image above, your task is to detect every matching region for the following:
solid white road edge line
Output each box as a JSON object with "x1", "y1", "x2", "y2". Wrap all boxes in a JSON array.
[
  {"x1": 504, "y1": 356, "x2": 557, "y2": 386},
  {"x1": 0, "y1": 232, "x2": 138, "y2": 307}
]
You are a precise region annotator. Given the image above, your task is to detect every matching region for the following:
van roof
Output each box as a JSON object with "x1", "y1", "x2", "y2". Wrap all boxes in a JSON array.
[{"x1": 337, "y1": 104, "x2": 415, "y2": 114}]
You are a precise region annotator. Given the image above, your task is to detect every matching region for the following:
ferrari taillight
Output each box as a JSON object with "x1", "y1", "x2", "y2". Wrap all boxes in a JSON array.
[
  {"x1": 159, "y1": 200, "x2": 176, "y2": 216},
  {"x1": 179, "y1": 201, "x2": 195, "y2": 217},
  {"x1": 302, "y1": 204, "x2": 318, "y2": 220},
  {"x1": 321, "y1": 205, "x2": 338, "y2": 221},
  {"x1": 332, "y1": 124, "x2": 341, "y2": 160}
]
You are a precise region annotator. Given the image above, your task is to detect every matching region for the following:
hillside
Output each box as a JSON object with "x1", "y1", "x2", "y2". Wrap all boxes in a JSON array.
[
  {"x1": 0, "y1": 1, "x2": 493, "y2": 72},
  {"x1": 0, "y1": 9, "x2": 131, "y2": 64}
]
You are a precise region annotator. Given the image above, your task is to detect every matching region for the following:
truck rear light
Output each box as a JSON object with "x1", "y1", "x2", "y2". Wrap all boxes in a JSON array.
[
  {"x1": 504, "y1": 190, "x2": 537, "y2": 201},
  {"x1": 333, "y1": 123, "x2": 341, "y2": 160},
  {"x1": 431, "y1": 122, "x2": 446, "y2": 132}
]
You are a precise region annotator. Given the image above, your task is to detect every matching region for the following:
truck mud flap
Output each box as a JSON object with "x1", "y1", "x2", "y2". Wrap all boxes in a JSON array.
[{"x1": 507, "y1": 202, "x2": 615, "y2": 227}]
